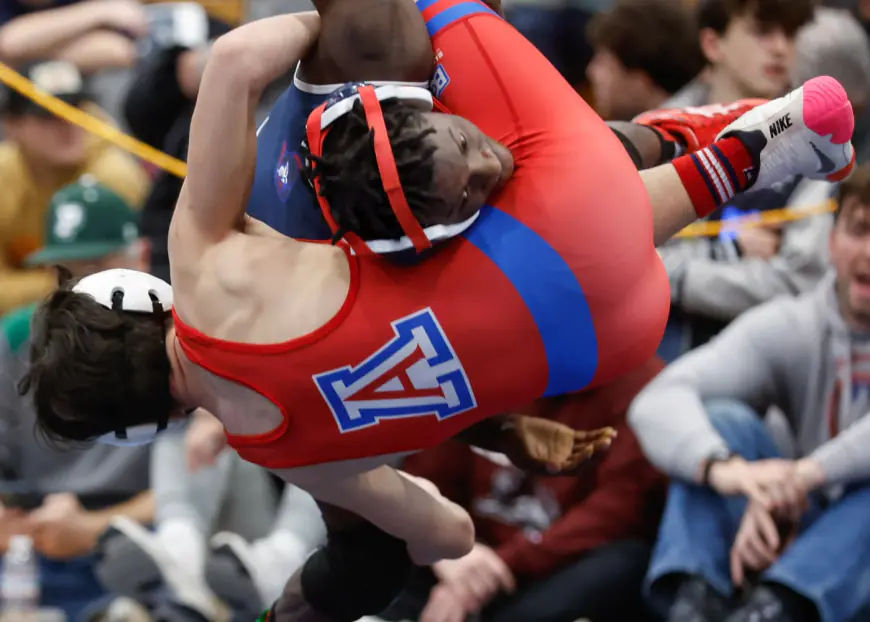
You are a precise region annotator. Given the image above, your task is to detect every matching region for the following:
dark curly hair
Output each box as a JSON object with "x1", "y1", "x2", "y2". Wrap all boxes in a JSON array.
[
  {"x1": 18, "y1": 270, "x2": 174, "y2": 446},
  {"x1": 307, "y1": 99, "x2": 446, "y2": 242}
]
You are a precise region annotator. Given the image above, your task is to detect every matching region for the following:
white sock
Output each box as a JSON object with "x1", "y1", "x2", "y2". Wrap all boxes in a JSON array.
[
  {"x1": 248, "y1": 530, "x2": 312, "y2": 603},
  {"x1": 156, "y1": 517, "x2": 207, "y2": 580}
]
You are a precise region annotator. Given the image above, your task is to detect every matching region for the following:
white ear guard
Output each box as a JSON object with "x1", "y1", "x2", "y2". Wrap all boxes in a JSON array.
[
  {"x1": 72, "y1": 269, "x2": 178, "y2": 447},
  {"x1": 318, "y1": 82, "x2": 434, "y2": 130}
]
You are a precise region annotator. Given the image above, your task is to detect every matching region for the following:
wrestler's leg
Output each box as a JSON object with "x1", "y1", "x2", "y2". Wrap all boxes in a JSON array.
[
  {"x1": 614, "y1": 78, "x2": 856, "y2": 246},
  {"x1": 265, "y1": 503, "x2": 413, "y2": 622}
]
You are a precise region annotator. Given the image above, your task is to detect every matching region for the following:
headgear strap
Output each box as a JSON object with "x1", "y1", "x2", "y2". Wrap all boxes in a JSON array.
[
  {"x1": 358, "y1": 86, "x2": 431, "y2": 252},
  {"x1": 109, "y1": 288, "x2": 170, "y2": 442}
]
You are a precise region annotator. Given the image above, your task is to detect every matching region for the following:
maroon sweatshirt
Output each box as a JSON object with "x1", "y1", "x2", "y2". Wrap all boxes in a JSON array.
[{"x1": 402, "y1": 357, "x2": 668, "y2": 583}]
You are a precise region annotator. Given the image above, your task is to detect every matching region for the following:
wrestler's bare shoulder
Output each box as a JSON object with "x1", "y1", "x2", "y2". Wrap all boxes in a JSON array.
[{"x1": 173, "y1": 231, "x2": 352, "y2": 345}]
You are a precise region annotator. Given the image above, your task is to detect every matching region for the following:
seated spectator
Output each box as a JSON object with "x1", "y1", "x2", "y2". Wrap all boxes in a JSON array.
[
  {"x1": 585, "y1": 0, "x2": 704, "y2": 121},
  {"x1": 0, "y1": 0, "x2": 149, "y2": 74},
  {"x1": 665, "y1": 0, "x2": 813, "y2": 107},
  {"x1": 653, "y1": 0, "x2": 821, "y2": 361},
  {"x1": 380, "y1": 357, "x2": 668, "y2": 622},
  {"x1": 0, "y1": 179, "x2": 153, "y2": 621},
  {"x1": 0, "y1": 60, "x2": 150, "y2": 317},
  {"x1": 629, "y1": 162, "x2": 870, "y2": 622},
  {"x1": 97, "y1": 409, "x2": 325, "y2": 621}
]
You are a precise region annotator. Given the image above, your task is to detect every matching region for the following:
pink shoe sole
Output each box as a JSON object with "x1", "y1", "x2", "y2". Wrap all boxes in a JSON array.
[{"x1": 802, "y1": 76, "x2": 856, "y2": 181}]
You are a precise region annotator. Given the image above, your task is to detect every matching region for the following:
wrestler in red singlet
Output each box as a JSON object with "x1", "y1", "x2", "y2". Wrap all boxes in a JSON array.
[{"x1": 172, "y1": 0, "x2": 669, "y2": 469}]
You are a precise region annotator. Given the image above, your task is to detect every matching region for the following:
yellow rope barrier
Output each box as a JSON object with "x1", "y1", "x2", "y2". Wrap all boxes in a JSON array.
[
  {"x1": 0, "y1": 60, "x2": 840, "y2": 238},
  {"x1": 674, "y1": 199, "x2": 838, "y2": 238},
  {"x1": 0, "y1": 62, "x2": 188, "y2": 179}
]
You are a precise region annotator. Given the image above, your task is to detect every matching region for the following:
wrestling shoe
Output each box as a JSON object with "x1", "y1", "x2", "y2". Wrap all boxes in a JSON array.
[
  {"x1": 96, "y1": 516, "x2": 220, "y2": 620},
  {"x1": 207, "y1": 531, "x2": 311, "y2": 611},
  {"x1": 633, "y1": 99, "x2": 767, "y2": 153},
  {"x1": 717, "y1": 75, "x2": 855, "y2": 190}
]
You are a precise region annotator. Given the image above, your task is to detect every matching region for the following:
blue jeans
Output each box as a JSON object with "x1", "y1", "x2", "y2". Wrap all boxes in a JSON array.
[
  {"x1": 39, "y1": 555, "x2": 108, "y2": 621},
  {"x1": 646, "y1": 400, "x2": 870, "y2": 622}
]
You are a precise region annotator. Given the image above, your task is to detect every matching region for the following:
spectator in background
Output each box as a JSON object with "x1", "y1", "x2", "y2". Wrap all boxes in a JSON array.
[
  {"x1": 97, "y1": 409, "x2": 326, "y2": 621},
  {"x1": 793, "y1": 7, "x2": 870, "y2": 164},
  {"x1": 654, "y1": 0, "x2": 820, "y2": 361},
  {"x1": 586, "y1": 0, "x2": 704, "y2": 121},
  {"x1": 122, "y1": 13, "x2": 234, "y2": 281},
  {"x1": 0, "y1": 0, "x2": 148, "y2": 74},
  {"x1": 0, "y1": 60, "x2": 150, "y2": 317},
  {"x1": 381, "y1": 357, "x2": 668, "y2": 622},
  {"x1": 0, "y1": 179, "x2": 153, "y2": 621},
  {"x1": 629, "y1": 163, "x2": 870, "y2": 622},
  {"x1": 666, "y1": 0, "x2": 813, "y2": 107}
]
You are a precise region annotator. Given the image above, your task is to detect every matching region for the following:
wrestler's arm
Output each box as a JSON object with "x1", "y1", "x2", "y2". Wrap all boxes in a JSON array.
[
  {"x1": 292, "y1": 466, "x2": 475, "y2": 565},
  {"x1": 300, "y1": 0, "x2": 432, "y2": 84},
  {"x1": 608, "y1": 122, "x2": 675, "y2": 171},
  {"x1": 170, "y1": 13, "x2": 320, "y2": 249}
]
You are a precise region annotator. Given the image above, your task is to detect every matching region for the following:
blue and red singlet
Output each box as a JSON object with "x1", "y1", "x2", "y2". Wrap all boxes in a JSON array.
[{"x1": 174, "y1": 0, "x2": 670, "y2": 469}]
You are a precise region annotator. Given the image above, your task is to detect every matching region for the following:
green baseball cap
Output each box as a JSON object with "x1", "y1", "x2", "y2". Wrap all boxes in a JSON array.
[{"x1": 25, "y1": 177, "x2": 140, "y2": 266}]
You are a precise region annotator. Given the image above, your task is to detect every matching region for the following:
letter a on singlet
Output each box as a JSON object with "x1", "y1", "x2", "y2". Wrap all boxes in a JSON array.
[{"x1": 313, "y1": 308, "x2": 477, "y2": 433}]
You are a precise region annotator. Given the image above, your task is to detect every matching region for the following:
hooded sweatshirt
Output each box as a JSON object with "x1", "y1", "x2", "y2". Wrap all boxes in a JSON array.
[{"x1": 629, "y1": 273, "x2": 870, "y2": 490}]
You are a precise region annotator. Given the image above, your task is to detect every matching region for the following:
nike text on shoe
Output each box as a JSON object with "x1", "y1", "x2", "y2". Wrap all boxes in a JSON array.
[{"x1": 717, "y1": 76, "x2": 856, "y2": 191}]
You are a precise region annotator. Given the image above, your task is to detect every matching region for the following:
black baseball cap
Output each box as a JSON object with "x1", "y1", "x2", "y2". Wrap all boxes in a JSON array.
[{"x1": 2, "y1": 60, "x2": 91, "y2": 117}]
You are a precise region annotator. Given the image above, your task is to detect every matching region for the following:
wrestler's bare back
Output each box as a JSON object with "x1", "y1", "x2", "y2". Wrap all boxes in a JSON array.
[{"x1": 169, "y1": 205, "x2": 472, "y2": 566}]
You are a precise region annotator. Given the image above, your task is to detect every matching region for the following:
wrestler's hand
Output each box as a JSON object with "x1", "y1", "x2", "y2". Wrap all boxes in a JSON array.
[
  {"x1": 632, "y1": 100, "x2": 766, "y2": 153},
  {"x1": 186, "y1": 408, "x2": 228, "y2": 471},
  {"x1": 502, "y1": 416, "x2": 616, "y2": 475},
  {"x1": 431, "y1": 543, "x2": 515, "y2": 611}
]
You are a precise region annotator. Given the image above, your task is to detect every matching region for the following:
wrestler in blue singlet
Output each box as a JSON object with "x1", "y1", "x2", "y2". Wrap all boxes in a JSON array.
[{"x1": 247, "y1": 73, "x2": 334, "y2": 240}]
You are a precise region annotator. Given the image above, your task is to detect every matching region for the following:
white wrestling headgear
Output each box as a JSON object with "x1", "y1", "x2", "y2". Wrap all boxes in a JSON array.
[
  {"x1": 73, "y1": 269, "x2": 186, "y2": 446},
  {"x1": 304, "y1": 82, "x2": 480, "y2": 256}
]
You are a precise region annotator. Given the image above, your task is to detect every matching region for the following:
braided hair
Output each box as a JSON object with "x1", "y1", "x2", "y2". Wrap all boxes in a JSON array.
[{"x1": 307, "y1": 99, "x2": 445, "y2": 241}]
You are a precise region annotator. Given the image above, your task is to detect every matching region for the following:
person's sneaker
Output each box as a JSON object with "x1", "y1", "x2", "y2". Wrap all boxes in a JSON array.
[
  {"x1": 724, "y1": 586, "x2": 798, "y2": 622},
  {"x1": 718, "y1": 75, "x2": 855, "y2": 190},
  {"x1": 206, "y1": 532, "x2": 269, "y2": 613},
  {"x1": 667, "y1": 576, "x2": 732, "y2": 622},
  {"x1": 633, "y1": 99, "x2": 767, "y2": 153},
  {"x1": 99, "y1": 516, "x2": 220, "y2": 621}
]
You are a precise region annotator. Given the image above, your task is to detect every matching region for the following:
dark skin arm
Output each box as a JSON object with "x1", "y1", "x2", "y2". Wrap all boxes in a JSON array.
[{"x1": 608, "y1": 122, "x2": 669, "y2": 170}]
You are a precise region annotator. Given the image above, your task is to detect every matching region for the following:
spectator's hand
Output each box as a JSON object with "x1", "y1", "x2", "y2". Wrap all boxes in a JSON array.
[
  {"x1": 794, "y1": 458, "x2": 826, "y2": 492},
  {"x1": 730, "y1": 501, "x2": 781, "y2": 586},
  {"x1": 421, "y1": 582, "x2": 474, "y2": 622},
  {"x1": 0, "y1": 502, "x2": 31, "y2": 554},
  {"x1": 432, "y1": 543, "x2": 516, "y2": 611},
  {"x1": 30, "y1": 494, "x2": 103, "y2": 560},
  {"x1": 737, "y1": 225, "x2": 781, "y2": 259},
  {"x1": 101, "y1": 0, "x2": 150, "y2": 38},
  {"x1": 186, "y1": 408, "x2": 228, "y2": 471},
  {"x1": 708, "y1": 458, "x2": 808, "y2": 519}
]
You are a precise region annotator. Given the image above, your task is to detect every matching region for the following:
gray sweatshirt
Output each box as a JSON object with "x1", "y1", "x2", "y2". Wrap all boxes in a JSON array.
[{"x1": 629, "y1": 274, "x2": 870, "y2": 487}]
